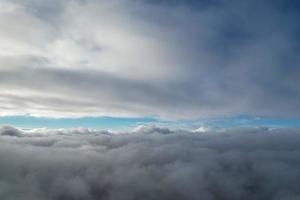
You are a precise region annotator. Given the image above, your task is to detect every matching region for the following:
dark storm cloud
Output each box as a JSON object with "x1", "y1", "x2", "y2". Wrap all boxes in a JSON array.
[
  {"x1": 0, "y1": 0, "x2": 299, "y2": 119},
  {"x1": 0, "y1": 126, "x2": 300, "y2": 199}
]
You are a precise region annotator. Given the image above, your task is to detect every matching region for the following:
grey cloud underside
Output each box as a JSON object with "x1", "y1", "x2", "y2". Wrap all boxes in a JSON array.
[
  {"x1": 0, "y1": 67, "x2": 201, "y2": 118},
  {"x1": 0, "y1": 0, "x2": 300, "y2": 119},
  {"x1": 1, "y1": 126, "x2": 300, "y2": 200}
]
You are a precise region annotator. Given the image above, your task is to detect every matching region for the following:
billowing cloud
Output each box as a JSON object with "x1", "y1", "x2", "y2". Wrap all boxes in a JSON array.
[
  {"x1": 0, "y1": 0, "x2": 300, "y2": 119},
  {"x1": 0, "y1": 126, "x2": 300, "y2": 199}
]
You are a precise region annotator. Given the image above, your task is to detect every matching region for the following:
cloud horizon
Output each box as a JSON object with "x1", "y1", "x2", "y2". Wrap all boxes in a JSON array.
[{"x1": 1, "y1": 1, "x2": 300, "y2": 199}]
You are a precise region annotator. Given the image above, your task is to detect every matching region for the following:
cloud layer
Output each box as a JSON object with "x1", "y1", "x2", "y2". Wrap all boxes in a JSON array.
[
  {"x1": 0, "y1": 126, "x2": 300, "y2": 199},
  {"x1": 0, "y1": 0, "x2": 299, "y2": 119}
]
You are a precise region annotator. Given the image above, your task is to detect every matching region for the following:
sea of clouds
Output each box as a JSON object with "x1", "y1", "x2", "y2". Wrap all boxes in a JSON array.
[{"x1": 0, "y1": 125, "x2": 300, "y2": 200}]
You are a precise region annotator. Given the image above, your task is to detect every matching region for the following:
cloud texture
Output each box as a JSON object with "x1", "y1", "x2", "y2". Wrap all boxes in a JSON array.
[
  {"x1": 0, "y1": 0, "x2": 299, "y2": 119},
  {"x1": 0, "y1": 126, "x2": 300, "y2": 199}
]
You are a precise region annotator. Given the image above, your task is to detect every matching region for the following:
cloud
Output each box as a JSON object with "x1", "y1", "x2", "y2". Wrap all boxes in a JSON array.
[
  {"x1": 0, "y1": 0, "x2": 300, "y2": 119},
  {"x1": 0, "y1": 126, "x2": 300, "y2": 199},
  {"x1": 0, "y1": 125, "x2": 22, "y2": 137}
]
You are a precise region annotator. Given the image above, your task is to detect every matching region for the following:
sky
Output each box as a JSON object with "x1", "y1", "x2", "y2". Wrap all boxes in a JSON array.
[
  {"x1": 1, "y1": 1, "x2": 300, "y2": 199},
  {"x1": 0, "y1": 0, "x2": 300, "y2": 129}
]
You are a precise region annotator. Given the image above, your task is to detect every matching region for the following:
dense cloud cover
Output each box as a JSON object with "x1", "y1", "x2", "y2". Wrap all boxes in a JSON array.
[
  {"x1": 0, "y1": 125, "x2": 300, "y2": 199},
  {"x1": 0, "y1": 0, "x2": 300, "y2": 119}
]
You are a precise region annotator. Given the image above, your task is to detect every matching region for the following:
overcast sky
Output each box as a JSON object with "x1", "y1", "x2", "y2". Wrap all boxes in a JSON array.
[{"x1": 0, "y1": 0, "x2": 299, "y2": 122}]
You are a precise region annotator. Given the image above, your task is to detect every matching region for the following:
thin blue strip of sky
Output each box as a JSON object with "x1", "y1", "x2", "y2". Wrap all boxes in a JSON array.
[
  {"x1": 0, "y1": 115, "x2": 300, "y2": 130},
  {"x1": 0, "y1": 116, "x2": 157, "y2": 130},
  {"x1": 202, "y1": 116, "x2": 300, "y2": 129}
]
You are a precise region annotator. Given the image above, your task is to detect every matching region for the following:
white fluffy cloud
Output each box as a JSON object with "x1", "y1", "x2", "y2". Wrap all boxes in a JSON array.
[
  {"x1": 0, "y1": 125, "x2": 300, "y2": 199},
  {"x1": 0, "y1": 0, "x2": 300, "y2": 119}
]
